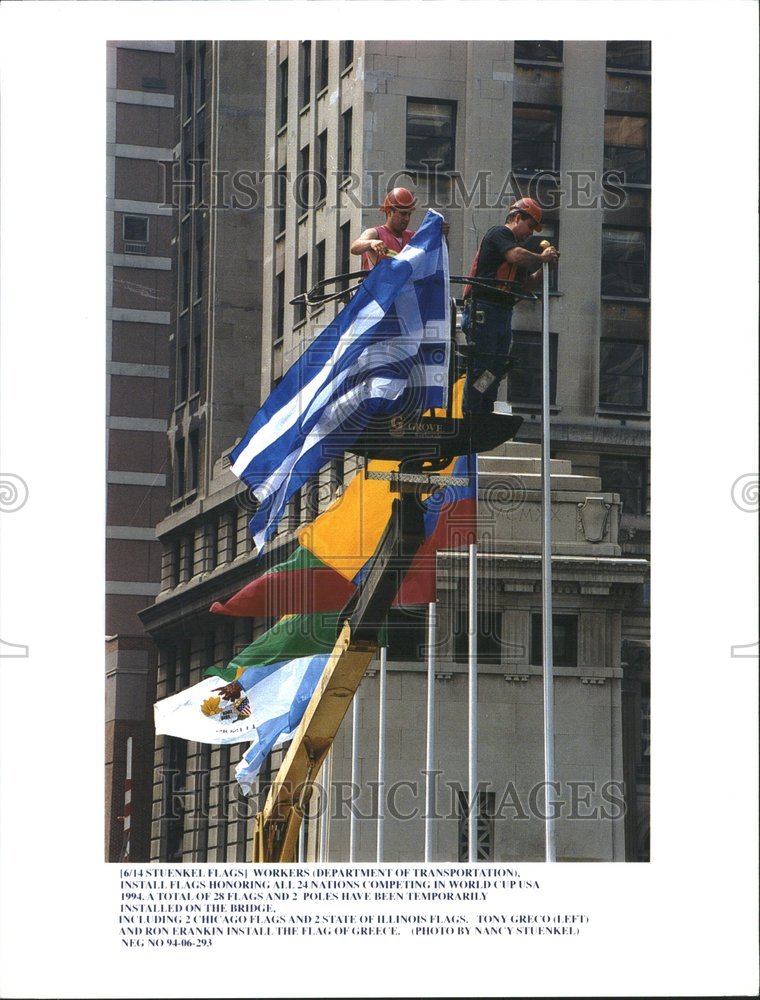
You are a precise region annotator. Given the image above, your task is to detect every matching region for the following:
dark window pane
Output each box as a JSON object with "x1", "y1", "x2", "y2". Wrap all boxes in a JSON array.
[
  {"x1": 406, "y1": 99, "x2": 456, "y2": 171},
  {"x1": 277, "y1": 58, "x2": 288, "y2": 128},
  {"x1": 604, "y1": 115, "x2": 650, "y2": 184},
  {"x1": 509, "y1": 332, "x2": 558, "y2": 405},
  {"x1": 607, "y1": 41, "x2": 651, "y2": 70},
  {"x1": 512, "y1": 106, "x2": 559, "y2": 173},
  {"x1": 530, "y1": 614, "x2": 578, "y2": 667},
  {"x1": 317, "y1": 40, "x2": 329, "y2": 91},
  {"x1": 601, "y1": 228, "x2": 649, "y2": 298},
  {"x1": 340, "y1": 108, "x2": 352, "y2": 179},
  {"x1": 340, "y1": 40, "x2": 353, "y2": 70},
  {"x1": 599, "y1": 339, "x2": 648, "y2": 409},
  {"x1": 600, "y1": 456, "x2": 647, "y2": 515},
  {"x1": 454, "y1": 607, "x2": 502, "y2": 664},
  {"x1": 386, "y1": 606, "x2": 427, "y2": 661},
  {"x1": 123, "y1": 215, "x2": 148, "y2": 243},
  {"x1": 514, "y1": 40, "x2": 563, "y2": 62},
  {"x1": 300, "y1": 40, "x2": 311, "y2": 107}
]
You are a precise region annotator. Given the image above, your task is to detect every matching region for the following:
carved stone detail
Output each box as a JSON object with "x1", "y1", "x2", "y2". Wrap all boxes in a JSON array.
[{"x1": 577, "y1": 496, "x2": 612, "y2": 543}]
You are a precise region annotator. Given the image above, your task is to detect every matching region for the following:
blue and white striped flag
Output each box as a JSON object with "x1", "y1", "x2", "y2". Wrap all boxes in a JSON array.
[{"x1": 230, "y1": 209, "x2": 450, "y2": 552}]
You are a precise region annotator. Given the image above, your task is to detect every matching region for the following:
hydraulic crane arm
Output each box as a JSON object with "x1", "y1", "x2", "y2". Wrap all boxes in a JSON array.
[
  {"x1": 252, "y1": 620, "x2": 375, "y2": 864},
  {"x1": 251, "y1": 413, "x2": 523, "y2": 862}
]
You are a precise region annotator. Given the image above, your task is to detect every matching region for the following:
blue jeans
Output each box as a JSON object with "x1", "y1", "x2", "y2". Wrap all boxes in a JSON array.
[{"x1": 461, "y1": 299, "x2": 513, "y2": 414}]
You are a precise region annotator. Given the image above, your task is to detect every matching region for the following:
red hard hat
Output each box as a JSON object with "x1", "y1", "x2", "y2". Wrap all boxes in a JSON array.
[
  {"x1": 509, "y1": 197, "x2": 543, "y2": 231},
  {"x1": 382, "y1": 187, "x2": 417, "y2": 213}
]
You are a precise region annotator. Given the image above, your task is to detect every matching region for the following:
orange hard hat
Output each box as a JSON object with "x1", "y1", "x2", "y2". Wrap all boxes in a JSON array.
[
  {"x1": 382, "y1": 187, "x2": 417, "y2": 213},
  {"x1": 509, "y1": 197, "x2": 543, "y2": 231}
]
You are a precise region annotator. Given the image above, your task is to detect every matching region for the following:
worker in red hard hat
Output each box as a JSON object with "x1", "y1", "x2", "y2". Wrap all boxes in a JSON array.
[
  {"x1": 351, "y1": 186, "x2": 449, "y2": 271},
  {"x1": 461, "y1": 197, "x2": 559, "y2": 414},
  {"x1": 350, "y1": 187, "x2": 419, "y2": 271}
]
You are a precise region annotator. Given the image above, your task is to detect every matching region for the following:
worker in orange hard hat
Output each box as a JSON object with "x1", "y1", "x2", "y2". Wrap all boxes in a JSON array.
[
  {"x1": 461, "y1": 197, "x2": 559, "y2": 414},
  {"x1": 351, "y1": 186, "x2": 449, "y2": 271}
]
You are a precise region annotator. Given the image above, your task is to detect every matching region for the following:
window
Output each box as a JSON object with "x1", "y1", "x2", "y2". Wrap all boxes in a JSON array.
[
  {"x1": 315, "y1": 130, "x2": 328, "y2": 205},
  {"x1": 640, "y1": 679, "x2": 651, "y2": 767},
  {"x1": 198, "y1": 42, "x2": 207, "y2": 106},
  {"x1": 182, "y1": 153, "x2": 194, "y2": 213},
  {"x1": 188, "y1": 429, "x2": 199, "y2": 493},
  {"x1": 331, "y1": 455, "x2": 344, "y2": 494},
  {"x1": 123, "y1": 214, "x2": 148, "y2": 253},
  {"x1": 177, "y1": 323, "x2": 189, "y2": 405},
  {"x1": 317, "y1": 40, "x2": 329, "y2": 92},
  {"x1": 457, "y1": 791, "x2": 495, "y2": 861},
  {"x1": 523, "y1": 222, "x2": 559, "y2": 291},
  {"x1": 340, "y1": 40, "x2": 354, "y2": 72},
  {"x1": 530, "y1": 613, "x2": 578, "y2": 667},
  {"x1": 297, "y1": 145, "x2": 310, "y2": 213},
  {"x1": 274, "y1": 271, "x2": 285, "y2": 343},
  {"x1": 195, "y1": 236, "x2": 204, "y2": 301},
  {"x1": 295, "y1": 253, "x2": 308, "y2": 325},
  {"x1": 192, "y1": 305, "x2": 202, "y2": 394},
  {"x1": 386, "y1": 606, "x2": 427, "y2": 661},
  {"x1": 161, "y1": 737, "x2": 187, "y2": 861},
  {"x1": 514, "y1": 40, "x2": 563, "y2": 62},
  {"x1": 275, "y1": 167, "x2": 287, "y2": 236},
  {"x1": 508, "y1": 331, "x2": 558, "y2": 406},
  {"x1": 406, "y1": 98, "x2": 456, "y2": 172},
  {"x1": 599, "y1": 456, "x2": 648, "y2": 515},
  {"x1": 599, "y1": 339, "x2": 648, "y2": 410},
  {"x1": 602, "y1": 227, "x2": 649, "y2": 298},
  {"x1": 173, "y1": 437, "x2": 186, "y2": 499},
  {"x1": 184, "y1": 56, "x2": 193, "y2": 117},
  {"x1": 299, "y1": 40, "x2": 312, "y2": 108},
  {"x1": 604, "y1": 114, "x2": 650, "y2": 185},
  {"x1": 277, "y1": 58, "x2": 288, "y2": 129},
  {"x1": 606, "y1": 41, "x2": 651, "y2": 71},
  {"x1": 453, "y1": 607, "x2": 503, "y2": 664},
  {"x1": 340, "y1": 108, "x2": 352, "y2": 181},
  {"x1": 339, "y1": 222, "x2": 351, "y2": 289},
  {"x1": 181, "y1": 248, "x2": 190, "y2": 310},
  {"x1": 512, "y1": 105, "x2": 560, "y2": 173},
  {"x1": 315, "y1": 239, "x2": 326, "y2": 294}
]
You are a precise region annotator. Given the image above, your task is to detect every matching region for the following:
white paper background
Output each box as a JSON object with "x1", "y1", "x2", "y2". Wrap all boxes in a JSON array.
[{"x1": 0, "y1": 2, "x2": 757, "y2": 997}]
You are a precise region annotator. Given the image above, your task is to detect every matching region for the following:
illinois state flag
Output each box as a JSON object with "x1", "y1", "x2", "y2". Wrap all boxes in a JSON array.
[{"x1": 229, "y1": 210, "x2": 450, "y2": 552}]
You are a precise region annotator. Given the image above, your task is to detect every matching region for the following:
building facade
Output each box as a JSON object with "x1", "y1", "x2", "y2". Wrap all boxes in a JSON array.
[
  {"x1": 130, "y1": 39, "x2": 650, "y2": 863},
  {"x1": 105, "y1": 40, "x2": 176, "y2": 862}
]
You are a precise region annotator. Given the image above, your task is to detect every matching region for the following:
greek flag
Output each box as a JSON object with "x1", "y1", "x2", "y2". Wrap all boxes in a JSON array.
[{"x1": 230, "y1": 210, "x2": 450, "y2": 552}]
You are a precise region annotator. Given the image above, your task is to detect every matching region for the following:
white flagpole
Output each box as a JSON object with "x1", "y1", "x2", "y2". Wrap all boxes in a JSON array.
[
  {"x1": 376, "y1": 644, "x2": 387, "y2": 862},
  {"x1": 349, "y1": 695, "x2": 360, "y2": 862},
  {"x1": 424, "y1": 600, "x2": 437, "y2": 862},
  {"x1": 468, "y1": 457, "x2": 479, "y2": 862},
  {"x1": 540, "y1": 246, "x2": 557, "y2": 862}
]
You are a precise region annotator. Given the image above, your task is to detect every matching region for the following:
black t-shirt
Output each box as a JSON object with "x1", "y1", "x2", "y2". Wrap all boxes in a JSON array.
[{"x1": 470, "y1": 225, "x2": 528, "y2": 304}]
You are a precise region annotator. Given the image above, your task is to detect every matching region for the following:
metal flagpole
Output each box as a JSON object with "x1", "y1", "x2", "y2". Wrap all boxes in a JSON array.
[
  {"x1": 376, "y1": 644, "x2": 387, "y2": 862},
  {"x1": 349, "y1": 696, "x2": 360, "y2": 861},
  {"x1": 540, "y1": 243, "x2": 557, "y2": 862},
  {"x1": 468, "y1": 457, "x2": 479, "y2": 862},
  {"x1": 424, "y1": 600, "x2": 437, "y2": 861}
]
